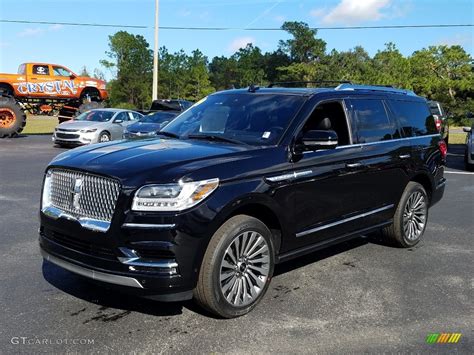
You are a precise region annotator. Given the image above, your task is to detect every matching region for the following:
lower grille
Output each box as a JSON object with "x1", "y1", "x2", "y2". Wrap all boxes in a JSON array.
[
  {"x1": 43, "y1": 229, "x2": 116, "y2": 260},
  {"x1": 56, "y1": 132, "x2": 79, "y2": 139}
]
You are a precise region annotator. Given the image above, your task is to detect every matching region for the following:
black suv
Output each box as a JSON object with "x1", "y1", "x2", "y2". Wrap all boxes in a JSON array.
[{"x1": 39, "y1": 84, "x2": 446, "y2": 318}]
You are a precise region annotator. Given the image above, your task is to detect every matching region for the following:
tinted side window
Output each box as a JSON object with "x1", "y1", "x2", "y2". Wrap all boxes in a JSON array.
[
  {"x1": 351, "y1": 99, "x2": 398, "y2": 143},
  {"x1": 33, "y1": 65, "x2": 49, "y2": 75},
  {"x1": 390, "y1": 100, "x2": 437, "y2": 137}
]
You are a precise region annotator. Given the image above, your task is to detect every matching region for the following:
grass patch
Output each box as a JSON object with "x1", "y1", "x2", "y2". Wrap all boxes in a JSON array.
[
  {"x1": 449, "y1": 133, "x2": 467, "y2": 145},
  {"x1": 22, "y1": 117, "x2": 58, "y2": 135}
]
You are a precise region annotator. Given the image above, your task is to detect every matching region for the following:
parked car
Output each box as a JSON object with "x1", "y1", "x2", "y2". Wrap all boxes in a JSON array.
[
  {"x1": 137, "y1": 99, "x2": 193, "y2": 116},
  {"x1": 428, "y1": 100, "x2": 449, "y2": 144},
  {"x1": 463, "y1": 121, "x2": 474, "y2": 170},
  {"x1": 52, "y1": 108, "x2": 142, "y2": 146},
  {"x1": 40, "y1": 84, "x2": 446, "y2": 318},
  {"x1": 123, "y1": 111, "x2": 179, "y2": 139}
]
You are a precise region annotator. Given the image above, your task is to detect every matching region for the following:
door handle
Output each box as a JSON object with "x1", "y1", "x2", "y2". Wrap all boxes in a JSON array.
[
  {"x1": 346, "y1": 162, "x2": 362, "y2": 168},
  {"x1": 399, "y1": 154, "x2": 411, "y2": 159}
]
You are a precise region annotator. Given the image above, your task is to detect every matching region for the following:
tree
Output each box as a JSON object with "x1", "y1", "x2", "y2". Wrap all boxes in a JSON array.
[
  {"x1": 101, "y1": 31, "x2": 153, "y2": 108},
  {"x1": 370, "y1": 42, "x2": 411, "y2": 88},
  {"x1": 278, "y1": 21, "x2": 326, "y2": 63},
  {"x1": 79, "y1": 66, "x2": 90, "y2": 77},
  {"x1": 183, "y1": 50, "x2": 215, "y2": 100}
]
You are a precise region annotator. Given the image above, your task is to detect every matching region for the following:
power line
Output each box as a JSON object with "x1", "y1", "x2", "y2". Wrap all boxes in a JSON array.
[{"x1": 1, "y1": 19, "x2": 473, "y2": 31}]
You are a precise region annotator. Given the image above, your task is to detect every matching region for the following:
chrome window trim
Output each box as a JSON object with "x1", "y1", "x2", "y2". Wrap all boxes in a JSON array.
[
  {"x1": 42, "y1": 205, "x2": 111, "y2": 232},
  {"x1": 296, "y1": 204, "x2": 395, "y2": 238},
  {"x1": 41, "y1": 249, "x2": 144, "y2": 289},
  {"x1": 121, "y1": 223, "x2": 176, "y2": 230},
  {"x1": 302, "y1": 133, "x2": 440, "y2": 154}
]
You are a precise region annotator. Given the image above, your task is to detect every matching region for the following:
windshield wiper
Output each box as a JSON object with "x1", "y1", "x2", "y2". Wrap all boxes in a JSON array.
[
  {"x1": 187, "y1": 134, "x2": 247, "y2": 145},
  {"x1": 156, "y1": 131, "x2": 180, "y2": 139}
]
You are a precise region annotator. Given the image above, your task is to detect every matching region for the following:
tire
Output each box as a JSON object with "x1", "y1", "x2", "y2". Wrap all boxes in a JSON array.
[
  {"x1": 0, "y1": 96, "x2": 26, "y2": 138},
  {"x1": 98, "y1": 131, "x2": 111, "y2": 143},
  {"x1": 381, "y1": 182, "x2": 429, "y2": 248},
  {"x1": 194, "y1": 215, "x2": 275, "y2": 318},
  {"x1": 77, "y1": 101, "x2": 104, "y2": 115}
]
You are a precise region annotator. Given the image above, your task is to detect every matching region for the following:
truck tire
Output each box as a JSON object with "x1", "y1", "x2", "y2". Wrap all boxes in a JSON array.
[
  {"x1": 77, "y1": 101, "x2": 104, "y2": 115},
  {"x1": 0, "y1": 97, "x2": 26, "y2": 138}
]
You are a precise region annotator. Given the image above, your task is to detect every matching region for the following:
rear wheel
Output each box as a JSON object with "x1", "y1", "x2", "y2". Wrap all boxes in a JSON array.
[
  {"x1": 194, "y1": 215, "x2": 275, "y2": 318},
  {"x1": 0, "y1": 97, "x2": 26, "y2": 138},
  {"x1": 382, "y1": 182, "x2": 429, "y2": 247}
]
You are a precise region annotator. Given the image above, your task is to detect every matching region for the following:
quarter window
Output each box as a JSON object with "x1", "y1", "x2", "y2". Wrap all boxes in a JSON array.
[
  {"x1": 351, "y1": 99, "x2": 398, "y2": 143},
  {"x1": 390, "y1": 100, "x2": 437, "y2": 137}
]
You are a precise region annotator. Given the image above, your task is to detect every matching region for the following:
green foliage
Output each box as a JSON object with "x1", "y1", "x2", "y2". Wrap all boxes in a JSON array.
[
  {"x1": 102, "y1": 24, "x2": 473, "y2": 117},
  {"x1": 102, "y1": 31, "x2": 153, "y2": 109}
]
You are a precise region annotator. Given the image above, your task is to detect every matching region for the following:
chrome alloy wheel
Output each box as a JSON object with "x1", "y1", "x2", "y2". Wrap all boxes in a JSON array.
[
  {"x1": 403, "y1": 191, "x2": 427, "y2": 241},
  {"x1": 219, "y1": 231, "x2": 270, "y2": 307}
]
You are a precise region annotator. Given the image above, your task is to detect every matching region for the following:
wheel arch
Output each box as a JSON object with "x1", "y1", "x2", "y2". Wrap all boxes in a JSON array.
[
  {"x1": 0, "y1": 83, "x2": 15, "y2": 96},
  {"x1": 80, "y1": 87, "x2": 101, "y2": 101},
  {"x1": 218, "y1": 200, "x2": 284, "y2": 254},
  {"x1": 410, "y1": 173, "x2": 433, "y2": 204}
]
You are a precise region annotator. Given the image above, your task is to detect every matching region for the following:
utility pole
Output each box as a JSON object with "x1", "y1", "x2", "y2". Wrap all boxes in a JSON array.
[{"x1": 152, "y1": 0, "x2": 159, "y2": 101}]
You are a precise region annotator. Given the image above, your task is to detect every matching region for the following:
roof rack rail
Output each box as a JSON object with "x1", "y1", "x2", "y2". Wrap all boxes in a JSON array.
[
  {"x1": 268, "y1": 80, "x2": 352, "y2": 88},
  {"x1": 335, "y1": 83, "x2": 416, "y2": 96}
]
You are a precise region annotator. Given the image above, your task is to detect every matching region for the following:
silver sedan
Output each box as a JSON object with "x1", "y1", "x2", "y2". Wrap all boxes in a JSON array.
[{"x1": 52, "y1": 109, "x2": 143, "y2": 146}]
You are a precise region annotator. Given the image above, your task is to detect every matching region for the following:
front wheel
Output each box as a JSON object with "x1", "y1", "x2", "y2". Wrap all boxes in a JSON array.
[
  {"x1": 194, "y1": 215, "x2": 275, "y2": 318},
  {"x1": 98, "y1": 131, "x2": 111, "y2": 143},
  {"x1": 382, "y1": 182, "x2": 429, "y2": 247}
]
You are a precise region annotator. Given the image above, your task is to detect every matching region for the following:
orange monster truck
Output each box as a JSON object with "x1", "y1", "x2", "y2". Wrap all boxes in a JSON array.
[{"x1": 0, "y1": 63, "x2": 108, "y2": 138}]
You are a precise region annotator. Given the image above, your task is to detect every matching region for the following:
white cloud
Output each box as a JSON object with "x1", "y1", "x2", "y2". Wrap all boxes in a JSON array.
[
  {"x1": 49, "y1": 24, "x2": 64, "y2": 31},
  {"x1": 437, "y1": 33, "x2": 472, "y2": 47},
  {"x1": 228, "y1": 37, "x2": 255, "y2": 52},
  {"x1": 17, "y1": 24, "x2": 64, "y2": 37},
  {"x1": 17, "y1": 27, "x2": 44, "y2": 37},
  {"x1": 273, "y1": 15, "x2": 286, "y2": 23},
  {"x1": 312, "y1": 0, "x2": 394, "y2": 25}
]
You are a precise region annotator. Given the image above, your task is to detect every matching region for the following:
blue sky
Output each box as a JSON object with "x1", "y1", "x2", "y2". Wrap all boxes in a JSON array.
[{"x1": 0, "y1": 0, "x2": 472, "y2": 79}]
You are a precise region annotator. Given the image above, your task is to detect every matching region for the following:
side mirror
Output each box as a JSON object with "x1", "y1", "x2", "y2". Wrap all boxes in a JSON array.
[
  {"x1": 463, "y1": 127, "x2": 472, "y2": 133},
  {"x1": 114, "y1": 119, "x2": 123, "y2": 124},
  {"x1": 69, "y1": 74, "x2": 76, "y2": 79},
  {"x1": 466, "y1": 112, "x2": 474, "y2": 119},
  {"x1": 298, "y1": 130, "x2": 338, "y2": 152}
]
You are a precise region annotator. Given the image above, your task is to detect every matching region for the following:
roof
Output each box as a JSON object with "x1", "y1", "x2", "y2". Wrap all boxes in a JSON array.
[
  {"x1": 215, "y1": 84, "x2": 421, "y2": 99},
  {"x1": 89, "y1": 108, "x2": 134, "y2": 113}
]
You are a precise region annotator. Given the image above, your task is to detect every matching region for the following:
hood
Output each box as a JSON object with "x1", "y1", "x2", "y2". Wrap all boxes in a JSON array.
[
  {"x1": 48, "y1": 138, "x2": 274, "y2": 187},
  {"x1": 127, "y1": 122, "x2": 162, "y2": 133},
  {"x1": 57, "y1": 120, "x2": 109, "y2": 130}
]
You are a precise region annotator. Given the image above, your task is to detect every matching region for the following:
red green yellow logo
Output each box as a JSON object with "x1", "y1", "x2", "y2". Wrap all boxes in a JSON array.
[{"x1": 426, "y1": 333, "x2": 462, "y2": 344}]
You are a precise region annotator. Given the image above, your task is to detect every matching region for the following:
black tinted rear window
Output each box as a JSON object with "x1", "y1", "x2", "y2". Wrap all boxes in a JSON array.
[
  {"x1": 390, "y1": 100, "x2": 437, "y2": 137},
  {"x1": 351, "y1": 99, "x2": 399, "y2": 143}
]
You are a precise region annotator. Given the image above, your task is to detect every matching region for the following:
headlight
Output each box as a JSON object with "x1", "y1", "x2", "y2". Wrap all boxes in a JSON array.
[
  {"x1": 132, "y1": 178, "x2": 219, "y2": 211},
  {"x1": 80, "y1": 128, "x2": 97, "y2": 133},
  {"x1": 42, "y1": 171, "x2": 52, "y2": 208}
]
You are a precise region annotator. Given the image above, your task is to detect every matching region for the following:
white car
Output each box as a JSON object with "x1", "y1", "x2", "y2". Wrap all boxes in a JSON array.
[{"x1": 52, "y1": 109, "x2": 143, "y2": 146}]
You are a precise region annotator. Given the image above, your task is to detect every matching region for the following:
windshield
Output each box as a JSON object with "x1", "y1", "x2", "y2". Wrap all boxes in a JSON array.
[
  {"x1": 162, "y1": 93, "x2": 306, "y2": 145},
  {"x1": 140, "y1": 112, "x2": 177, "y2": 124},
  {"x1": 75, "y1": 110, "x2": 115, "y2": 122}
]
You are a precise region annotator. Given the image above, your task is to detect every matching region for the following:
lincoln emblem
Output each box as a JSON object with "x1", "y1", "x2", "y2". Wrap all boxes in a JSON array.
[{"x1": 70, "y1": 178, "x2": 83, "y2": 210}]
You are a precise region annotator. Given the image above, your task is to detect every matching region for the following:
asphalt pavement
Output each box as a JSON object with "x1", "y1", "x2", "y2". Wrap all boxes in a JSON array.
[{"x1": 0, "y1": 135, "x2": 472, "y2": 354}]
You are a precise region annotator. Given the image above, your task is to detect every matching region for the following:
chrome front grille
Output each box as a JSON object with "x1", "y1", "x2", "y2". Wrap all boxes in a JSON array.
[{"x1": 48, "y1": 169, "x2": 120, "y2": 222}]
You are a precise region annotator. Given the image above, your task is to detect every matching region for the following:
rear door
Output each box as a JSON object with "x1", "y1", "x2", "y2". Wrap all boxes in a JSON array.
[
  {"x1": 27, "y1": 64, "x2": 55, "y2": 97},
  {"x1": 290, "y1": 99, "x2": 384, "y2": 250},
  {"x1": 345, "y1": 97, "x2": 410, "y2": 223}
]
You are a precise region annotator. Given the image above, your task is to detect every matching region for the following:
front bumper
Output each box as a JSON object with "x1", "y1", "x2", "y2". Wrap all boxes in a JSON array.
[{"x1": 52, "y1": 131, "x2": 97, "y2": 145}]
